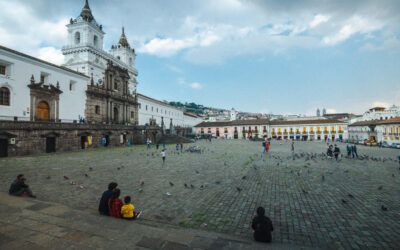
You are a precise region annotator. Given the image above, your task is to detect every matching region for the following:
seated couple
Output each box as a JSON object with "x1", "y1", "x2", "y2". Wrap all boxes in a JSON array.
[{"x1": 98, "y1": 182, "x2": 141, "y2": 220}]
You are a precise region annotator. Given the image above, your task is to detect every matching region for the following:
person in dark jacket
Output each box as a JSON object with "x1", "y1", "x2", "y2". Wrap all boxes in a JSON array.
[
  {"x1": 9, "y1": 174, "x2": 36, "y2": 198},
  {"x1": 98, "y1": 182, "x2": 118, "y2": 215},
  {"x1": 251, "y1": 207, "x2": 273, "y2": 243},
  {"x1": 334, "y1": 144, "x2": 340, "y2": 161}
]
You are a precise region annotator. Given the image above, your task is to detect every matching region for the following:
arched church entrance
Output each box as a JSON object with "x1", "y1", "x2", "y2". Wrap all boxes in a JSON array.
[
  {"x1": 113, "y1": 107, "x2": 119, "y2": 123},
  {"x1": 37, "y1": 101, "x2": 49, "y2": 121}
]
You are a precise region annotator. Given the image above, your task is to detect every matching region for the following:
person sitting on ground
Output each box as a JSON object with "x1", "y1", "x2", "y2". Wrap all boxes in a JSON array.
[
  {"x1": 108, "y1": 188, "x2": 123, "y2": 218},
  {"x1": 251, "y1": 206, "x2": 273, "y2": 243},
  {"x1": 9, "y1": 174, "x2": 36, "y2": 198},
  {"x1": 99, "y1": 182, "x2": 118, "y2": 216},
  {"x1": 121, "y1": 196, "x2": 141, "y2": 220}
]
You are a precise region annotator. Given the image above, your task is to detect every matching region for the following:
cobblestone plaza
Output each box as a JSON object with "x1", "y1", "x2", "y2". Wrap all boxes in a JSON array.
[{"x1": 1, "y1": 140, "x2": 399, "y2": 249}]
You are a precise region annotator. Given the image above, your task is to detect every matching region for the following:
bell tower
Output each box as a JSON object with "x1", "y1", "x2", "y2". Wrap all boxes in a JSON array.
[
  {"x1": 62, "y1": 0, "x2": 105, "y2": 82},
  {"x1": 110, "y1": 27, "x2": 136, "y2": 69}
]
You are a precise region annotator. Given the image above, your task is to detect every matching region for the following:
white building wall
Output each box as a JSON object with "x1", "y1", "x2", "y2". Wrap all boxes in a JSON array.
[
  {"x1": 137, "y1": 95, "x2": 184, "y2": 127},
  {"x1": 0, "y1": 47, "x2": 88, "y2": 121}
]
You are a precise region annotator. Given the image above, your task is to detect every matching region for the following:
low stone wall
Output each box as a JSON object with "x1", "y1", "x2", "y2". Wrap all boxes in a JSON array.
[{"x1": 0, "y1": 121, "x2": 162, "y2": 157}]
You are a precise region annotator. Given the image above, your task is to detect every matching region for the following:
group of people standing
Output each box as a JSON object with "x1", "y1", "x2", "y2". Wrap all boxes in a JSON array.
[
  {"x1": 98, "y1": 182, "x2": 141, "y2": 220},
  {"x1": 262, "y1": 140, "x2": 270, "y2": 153},
  {"x1": 326, "y1": 144, "x2": 341, "y2": 160},
  {"x1": 346, "y1": 143, "x2": 358, "y2": 158}
]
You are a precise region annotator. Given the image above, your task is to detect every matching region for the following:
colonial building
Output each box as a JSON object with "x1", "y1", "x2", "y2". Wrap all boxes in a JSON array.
[
  {"x1": 350, "y1": 106, "x2": 400, "y2": 123},
  {"x1": 194, "y1": 119, "x2": 348, "y2": 141},
  {"x1": 85, "y1": 61, "x2": 138, "y2": 124},
  {"x1": 0, "y1": 46, "x2": 89, "y2": 122},
  {"x1": 62, "y1": 1, "x2": 138, "y2": 96},
  {"x1": 348, "y1": 117, "x2": 400, "y2": 144}
]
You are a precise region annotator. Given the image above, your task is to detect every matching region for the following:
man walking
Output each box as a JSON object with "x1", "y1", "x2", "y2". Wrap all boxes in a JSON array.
[
  {"x1": 262, "y1": 141, "x2": 266, "y2": 153},
  {"x1": 334, "y1": 144, "x2": 340, "y2": 161},
  {"x1": 352, "y1": 144, "x2": 358, "y2": 158}
]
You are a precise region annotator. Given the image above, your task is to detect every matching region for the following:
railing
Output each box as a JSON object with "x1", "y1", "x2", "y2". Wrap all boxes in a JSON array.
[
  {"x1": 331, "y1": 130, "x2": 336, "y2": 133},
  {"x1": 339, "y1": 130, "x2": 343, "y2": 133},
  {"x1": 302, "y1": 131, "x2": 308, "y2": 134},
  {"x1": 289, "y1": 132, "x2": 294, "y2": 134}
]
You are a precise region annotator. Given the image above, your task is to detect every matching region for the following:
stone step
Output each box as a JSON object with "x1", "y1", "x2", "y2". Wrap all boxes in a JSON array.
[{"x1": 0, "y1": 193, "x2": 311, "y2": 250}]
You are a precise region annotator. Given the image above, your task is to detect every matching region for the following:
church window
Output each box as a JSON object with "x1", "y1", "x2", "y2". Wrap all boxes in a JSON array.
[
  {"x1": 0, "y1": 65, "x2": 5, "y2": 75},
  {"x1": 69, "y1": 80, "x2": 76, "y2": 91},
  {"x1": 75, "y1": 32, "x2": 80, "y2": 45},
  {"x1": 131, "y1": 111, "x2": 134, "y2": 118},
  {"x1": 0, "y1": 87, "x2": 10, "y2": 105},
  {"x1": 145, "y1": 105, "x2": 148, "y2": 111},
  {"x1": 93, "y1": 35, "x2": 98, "y2": 47},
  {"x1": 114, "y1": 81, "x2": 118, "y2": 90},
  {"x1": 95, "y1": 105, "x2": 100, "y2": 114}
]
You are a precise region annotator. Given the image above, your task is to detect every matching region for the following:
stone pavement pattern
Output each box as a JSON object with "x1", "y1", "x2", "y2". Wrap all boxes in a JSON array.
[
  {"x1": 0, "y1": 193, "x2": 303, "y2": 250},
  {"x1": 0, "y1": 140, "x2": 399, "y2": 249}
]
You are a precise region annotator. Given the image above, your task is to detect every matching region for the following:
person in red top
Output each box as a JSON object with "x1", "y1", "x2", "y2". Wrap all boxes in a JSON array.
[
  {"x1": 108, "y1": 188, "x2": 123, "y2": 218},
  {"x1": 266, "y1": 141, "x2": 270, "y2": 152}
]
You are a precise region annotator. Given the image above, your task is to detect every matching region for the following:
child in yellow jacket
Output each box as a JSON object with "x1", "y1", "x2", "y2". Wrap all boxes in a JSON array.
[{"x1": 121, "y1": 196, "x2": 141, "y2": 220}]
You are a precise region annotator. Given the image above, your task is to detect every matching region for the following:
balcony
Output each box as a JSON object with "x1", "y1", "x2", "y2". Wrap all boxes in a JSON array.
[
  {"x1": 302, "y1": 131, "x2": 308, "y2": 134},
  {"x1": 339, "y1": 130, "x2": 343, "y2": 133},
  {"x1": 289, "y1": 132, "x2": 294, "y2": 135},
  {"x1": 277, "y1": 132, "x2": 282, "y2": 135},
  {"x1": 316, "y1": 131, "x2": 321, "y2": 134}
]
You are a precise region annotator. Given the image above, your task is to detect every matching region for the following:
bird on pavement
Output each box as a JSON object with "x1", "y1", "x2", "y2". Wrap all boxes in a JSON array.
[
  {"x1": 236, "y1": 187, "x2": 242, "y2": 192},
  {"x1": 381, "y1": 205, "x2": 388, "y2": 211},
  {"x1": 169, "y1": 182, "x2": 174, "y2": 186}
]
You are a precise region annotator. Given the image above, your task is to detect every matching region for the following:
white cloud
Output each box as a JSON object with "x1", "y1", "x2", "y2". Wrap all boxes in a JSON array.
[
  {"x1": 177, "y1": 78, "x2": 203, "y2": 90},
  {"x1": 323, "y1": 16, "x2": 383, "y2": 45},
  {"x1": 38, "y1": 47, "x2": 65, "y2": 65},
  {"x1": 309, "y1": 14, "x2": 330, "y2": 28},
  {"x1": 165, "y1": 64, "x2": 183, "y2": 73},
  {"x1": 360, "y1": 36, "x2": 400, "y2": 51},
  {"x1": 189, "y1": 82, "x2": 203, "y2": 89},
  {"x1": 0, "y1": 1, "x2": 68, "y2": 62}
]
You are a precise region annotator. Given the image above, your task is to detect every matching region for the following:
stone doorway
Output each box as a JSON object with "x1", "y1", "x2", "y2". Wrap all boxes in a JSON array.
[
  {"x1": 81, "y1": 136, "x2": 88, "y2": 149},
  {"x1": 37, "y1": 101, "x2": 50, "y2": 121},
  {"x1": 113, "y1": 107, "x2": 118, "y2": 123},
  {"x1": 0, "y1": 139, "x2": 7, "y2": 157},
  {"x1": 46, "y1": 137, "x2": 56, "y2": 153}
]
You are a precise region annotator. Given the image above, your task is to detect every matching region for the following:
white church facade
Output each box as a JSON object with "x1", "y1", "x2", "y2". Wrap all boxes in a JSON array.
[
  {"x1": 0, "y1": 46, "x2": 89, "y2": 122},
  {"x1": 1, "y1": 0, "x2": 201, "y2": 129}
]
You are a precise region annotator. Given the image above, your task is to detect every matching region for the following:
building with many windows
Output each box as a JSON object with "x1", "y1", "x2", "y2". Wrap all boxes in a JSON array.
[{"x1": 194, "y1": 119, "x2": 348, "y2": 141}]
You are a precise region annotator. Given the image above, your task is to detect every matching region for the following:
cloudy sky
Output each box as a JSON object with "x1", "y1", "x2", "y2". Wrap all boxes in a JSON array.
[{"x1": 1, "y1": 0, "x2": 399, "y2": 115}]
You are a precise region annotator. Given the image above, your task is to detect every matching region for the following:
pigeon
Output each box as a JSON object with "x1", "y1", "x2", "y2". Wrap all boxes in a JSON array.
[
  {"x1": 78, "y1": 184, "x2": 84, "y2": 189},
  {"x1": 89, "y1": 167, "x2": 93, "y2": 171},
  {"x1": 392, "y1": 174, "x2": 395, "y2": 178},
  {"x1": 190, "y1": 184, "x2": 195, "y2": 188},
  {"x1": 166, "y1": 192, "x2": 171, "y2": 196},
  {"x1": 378, "y1": 186, "x2": 383, "y2": 190},
  {"x1": 200, "y1": 185, "x2": 204, "y2": 189},
  {"x1": 322, "y1": 175, "x2": 325, "y2": 181},
  {"x1": 236, "y1": 187, "x2": 242, "y2": 192},
  {"x1": 348, "y1": 194, "x2": 354, "y2": 198},
  {"x1": 140, "y1": 181, "x2": 144, "y2": 186},
  {"x1": 215, "y1": 181, "x2": 221, "y2": 184},
  {"x1": 195, "y1": 170, "x2": 199, "y2": 174},
  {"x1": 242, "y1": 176, "x2": 247, "y2": 180},
  {"x1": 70, "y1": 181, "x2": 76, "y2": 185},
  {"x1": 169, "y1": 182, "x2": 174, "y2": 186},
  {"x1": 341, "y1": 199, "x2": 347, "y2": 204},
  {"x1": 302, "y1": 189, "x2": 308, "y2": 194},
  {"x1": 84, "y1": 174, "x2": 89, "y2": 178},
  {"x1": 63, "y1": 176, "x2": 69, "y2": 180},
  {"x1": 45, "y1": 176, "x2": 51, "y2": 180},
  {"x1": 381, "y1": 205, "x2": 388, "y2": 211},
  {"x1": 184, "y1": 183, "x2": 188, "y2": 188},
  {"x1": 138, "y1": 188, "x2": 143, "y2": 193},
  {"x1": 117, "y1": 167, "x2": 120, "y2": 170}
]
